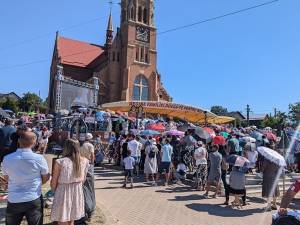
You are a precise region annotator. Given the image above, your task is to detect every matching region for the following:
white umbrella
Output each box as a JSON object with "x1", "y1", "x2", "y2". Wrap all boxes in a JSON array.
[
  {"x1": 257, "y1": 146, "x2": 286, "y2": 167},
  {"x1": 241, "y1": 136, "x2": 256, "y2": 143}
]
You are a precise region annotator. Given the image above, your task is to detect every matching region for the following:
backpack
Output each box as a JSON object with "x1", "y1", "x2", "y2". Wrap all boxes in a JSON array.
[{"x1": 148, "y1": 146, "x2": 156, "y2": 158}]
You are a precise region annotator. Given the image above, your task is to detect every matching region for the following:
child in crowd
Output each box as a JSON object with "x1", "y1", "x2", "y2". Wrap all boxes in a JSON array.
[
  {"x1": 175, "y1": 161, "x2": 187, "y2": 183},
  {"x1": 123, "y1": 150, "x2": 135, "y2": 189}
]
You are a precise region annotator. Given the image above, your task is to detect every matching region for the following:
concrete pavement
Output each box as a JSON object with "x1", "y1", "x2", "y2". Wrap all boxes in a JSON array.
[{"x1": 94, "y1": 167, "x2": 277, "y2": 225}]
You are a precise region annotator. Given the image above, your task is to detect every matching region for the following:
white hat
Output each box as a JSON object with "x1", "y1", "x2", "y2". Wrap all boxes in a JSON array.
[
  {"x1": 150, "y1": 138, "x2": 157, "y2": 145},
  {"x1": 86, "y1": 133, "x2": 93, "y2": 140}
]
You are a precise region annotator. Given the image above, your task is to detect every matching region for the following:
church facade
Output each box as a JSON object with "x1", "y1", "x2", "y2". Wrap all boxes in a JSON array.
[{"x1": 48, "y1": 0, "x2": 172, "y2": 112}]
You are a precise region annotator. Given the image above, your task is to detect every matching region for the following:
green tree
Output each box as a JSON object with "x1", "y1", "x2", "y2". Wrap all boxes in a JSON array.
[
  {"x1": 19, "y1": 92, "x2": 42, "y2": 112},
  {"x1": 0, "y1": 98, "x2": 18, "y2": 113},
  {"x1": 210, "y1": 105, "x2": 228, "y2": 116},
  {"x1": 262, "y1": 111, "x2": 287, "y2": 129},
  {"x1": 288, "y1": 102, "x2": 300, "y2": 127}
]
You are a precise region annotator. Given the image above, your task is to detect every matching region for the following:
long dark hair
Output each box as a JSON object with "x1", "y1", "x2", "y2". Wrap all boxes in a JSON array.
[{"x1": 63, "y1": 139, "x2": 82, "y2": 178}]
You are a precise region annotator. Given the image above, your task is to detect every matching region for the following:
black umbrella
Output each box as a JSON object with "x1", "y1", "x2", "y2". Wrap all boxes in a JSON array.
[{"x1": 0, "y1": 108, "x2": 11, "y2": 118}]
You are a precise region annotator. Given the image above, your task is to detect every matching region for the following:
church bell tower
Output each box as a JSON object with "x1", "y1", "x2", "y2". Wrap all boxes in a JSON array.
[{"x1": 119, "y1": 0, "x2": 159, "y2": 101}]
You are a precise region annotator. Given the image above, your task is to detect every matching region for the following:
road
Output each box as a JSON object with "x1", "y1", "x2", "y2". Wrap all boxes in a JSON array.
[{"x1": 94, "y1": 167, "x2": 277, "y2": 225}]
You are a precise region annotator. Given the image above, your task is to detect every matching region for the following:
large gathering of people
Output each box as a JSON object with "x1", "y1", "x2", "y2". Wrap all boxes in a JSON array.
[{"x1": 0, "y1": 114, "x2": 299, "y2": 225}]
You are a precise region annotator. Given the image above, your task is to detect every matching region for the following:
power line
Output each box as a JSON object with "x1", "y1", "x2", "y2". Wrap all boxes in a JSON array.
[
  {"x1": 0, "y1": 0, "x2": 280, "y2": 71},
  {"x1": 157, "y1": 0, "x2": 279, "y2": 35},
  {"x1": 0, "y1": 12, "x2": 119, "y2": 52}
]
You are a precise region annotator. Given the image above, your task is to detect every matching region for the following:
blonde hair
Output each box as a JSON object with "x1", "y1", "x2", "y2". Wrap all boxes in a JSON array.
[
  {"x1": 63, "y1": 139, "x2": 82, "y2": 178},
  {"x1": 18, "y1": 131, "x2": 37, "y2": 148}
]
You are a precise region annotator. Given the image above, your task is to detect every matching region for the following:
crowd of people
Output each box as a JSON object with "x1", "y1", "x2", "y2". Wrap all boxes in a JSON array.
[
  {"x1": 0, "y1": 116, "x2": 300, "y2": 225},
  {"x1": 0, "y1": 118, "x2": 96, "y2": 225},
  {"x1": 107, "y1": 125, "x2": 300, "y2": 214}
]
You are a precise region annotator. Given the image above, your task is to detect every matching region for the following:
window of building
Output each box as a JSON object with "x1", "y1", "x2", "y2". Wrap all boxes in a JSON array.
[
  {"x1": 138, "y1": 7, "x2": 142, "y2": 22},
  {"x1": 133, "y1": 75, "x2": 149, "y2": 101},
  {"x1": 145, "y1": 48, "x2": 149, "y2": 63},
  {"x1": 112, "y1": 52, "x2": 115, "y2": 61},
  {"x1": 117, "y1": 52, "x2": 120, "y2": 62},
  {"x1": 143, "y1": 8, "x2": 148, "y2": 24},
  {"x1": 140, "y1": 47, "x2": 144, "y2": 62},
  {"x1": 136, "y1": 46, "x2": 139, "y2": 61},
  {"x1": 130, "y1": 6, "x2": 135, "y2": 20}
]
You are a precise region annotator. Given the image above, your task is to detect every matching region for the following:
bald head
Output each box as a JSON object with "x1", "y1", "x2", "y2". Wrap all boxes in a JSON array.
[{"x1": 18, "y1": 131, "x2": 37, "y2": 149}]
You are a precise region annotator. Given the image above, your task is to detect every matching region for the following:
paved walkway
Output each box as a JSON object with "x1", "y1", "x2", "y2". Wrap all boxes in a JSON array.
[{"x1": 94, "y1": 167, "x2": 276, "y2": 225}]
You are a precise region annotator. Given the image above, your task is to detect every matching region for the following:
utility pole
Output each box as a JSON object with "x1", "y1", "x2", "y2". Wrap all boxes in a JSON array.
[
  {"x1": 246, "y1": 104, "x2": 250, "y2": 126},
  {"x1": 274, "y1": 107, "x2": 277, "y2": 117}
]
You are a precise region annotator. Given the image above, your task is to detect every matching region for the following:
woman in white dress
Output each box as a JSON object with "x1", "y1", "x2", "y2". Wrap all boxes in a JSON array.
[
  {"x1": 144, "y1": 138, "x2": 159, "y2": 183},
  {"x1": 51, "y1": 139, "x2": 89, "y2": 225}
]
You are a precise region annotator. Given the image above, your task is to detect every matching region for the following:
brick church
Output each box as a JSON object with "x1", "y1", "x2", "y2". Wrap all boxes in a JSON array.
[{"x1": 48, "y1": 0, "x2": 172, "y2": 112}]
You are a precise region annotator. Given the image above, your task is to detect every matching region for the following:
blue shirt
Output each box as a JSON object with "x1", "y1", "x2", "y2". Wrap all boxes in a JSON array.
[
  {"x1": 2, "y1": 148, "x2": 49, "y2": 203},
  {"x1": 161, "y1": 144, "x2": 173, "y2": 162}
]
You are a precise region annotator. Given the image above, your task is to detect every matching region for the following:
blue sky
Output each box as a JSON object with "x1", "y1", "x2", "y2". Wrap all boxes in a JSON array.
[{"x1": 0, "y1": 0, "x2": 299, "y2": 115}]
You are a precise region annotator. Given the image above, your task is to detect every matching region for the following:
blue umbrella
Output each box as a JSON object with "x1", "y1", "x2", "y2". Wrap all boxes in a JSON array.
[
  {"x1": 140, "y1": 130, "x2": 160, "y2": 136},
  {"x1": 250, "y1": 131, "x2": 263, "y2": 141}
]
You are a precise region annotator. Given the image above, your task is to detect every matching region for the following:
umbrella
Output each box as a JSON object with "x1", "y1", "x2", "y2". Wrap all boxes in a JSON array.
[
  {"x1": 257, "y1": 146, "x2": 286, "y2": 167},
  {"x1": 265, "y1": 132, "x2": 277, "y2": 142},
  {"x1": 147, "y1": 123, "x2": 166, "y2": 131},
  {"x1": 220, "y1": 131, "x2": 229, "y2": 138},
  {"x1": 0, "y1": 108, "x2": 11, "y2": 118},
  {"x1": 203, "y1": 127, "x2": 215, "y2": 135},
  {"x1": 165, "y1": 130, "x2": 185, "y2": 137},
  {"x1": 194, "y1": 127, "x2": 211, "y2": 140},
  {"x1": 140, "y1": 130, "x2": 160, "y2": 136},
  {"x1": 4, "y1": 109, "x2": 14, "y2": 114},
  {"x1": 241, "y1": 136, "x2": 256, "y2": 143},
  {"x1": 226, "y1": 155, "x2": 250, "y2": 172},
  {"x1": 226, "y1": 155, "x2": 250, "y2": 167},
  {"x1": 250, "y1": 131, "x2": 263, "y2": 140}
]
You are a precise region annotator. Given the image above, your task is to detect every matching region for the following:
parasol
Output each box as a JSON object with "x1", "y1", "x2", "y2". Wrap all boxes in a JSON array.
[
  {"x1": 257, "y1": 146, "x2": 286, "y2": 167},
  {"x1": 140, "y1": 130, "x2": 160, "y2": 136},
  {"x1": 203, "y1": 127, "x2": 215, "y2": 135},
  {"x1": 250, "y1": 131, "x2": 263, "y2": 140},
  {"x1": 220, "y1": 131, "x2": 229, "y2": 138},
  {"x1": 147, "y1": 123, "x2": 166, "y2": 131},
  {"x1": 226, "y1": 155, "x2": 250, "y2": 167},
  {"x1": 194, "y1": 127, "x2": 211, "y2": 140},
  {"x1": 241, "y1": 136, "x2": 256, "y2": 143},
  {"x1": 265, "y1": 132, "x2": 277, "y2": 142},
  {"x1": 165, "y1": 130, "x2": 185, "y2": 137}
]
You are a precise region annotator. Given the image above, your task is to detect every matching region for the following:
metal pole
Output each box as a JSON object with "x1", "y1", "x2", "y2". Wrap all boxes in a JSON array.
[
  {"x1": 282, "y1": 130, "x2": 286, "y2": 194},
  {"x1": 246, "y1": 104, "x2": 250, "y2": 126}
]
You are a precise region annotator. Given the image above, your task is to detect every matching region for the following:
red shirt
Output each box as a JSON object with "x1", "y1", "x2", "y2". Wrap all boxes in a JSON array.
[
  {"x1": 290, "y1": 179, "x2": 300, "y2": 193},
  {"x1": 212, "y1": 135, "x2": 226, "y2": 146}
]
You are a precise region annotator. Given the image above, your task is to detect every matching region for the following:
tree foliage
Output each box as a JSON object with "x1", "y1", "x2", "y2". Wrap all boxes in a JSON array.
[
  {"x1": 210, "y1": 105, "x2": 228, "y2": 116},
  {"x1": 19, "y1": 92, "x2": 43, "y2": 112},
  {"x1": 0, "y1": 98, "x2": 19, "y2": 113},
  {"x1": 262, "y1": 111, "x2": 287, "y2": 129},
  {"x1": 288, "y1": 103, "x2": 300, "y2": 127}
]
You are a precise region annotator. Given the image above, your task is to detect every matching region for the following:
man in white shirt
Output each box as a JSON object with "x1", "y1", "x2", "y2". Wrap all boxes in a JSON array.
[{"x1": 127, "y1": 135, "x2": 142, "y2": 176}]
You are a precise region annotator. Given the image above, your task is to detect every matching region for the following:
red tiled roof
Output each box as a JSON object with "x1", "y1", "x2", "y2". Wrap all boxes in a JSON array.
[{"x1": 57, "y1": 36, "x2": 105, "y2": 67}]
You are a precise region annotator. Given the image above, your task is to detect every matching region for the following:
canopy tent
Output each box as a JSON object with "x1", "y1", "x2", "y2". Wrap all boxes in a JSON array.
[
  {"x1": 209, "y1": 116, "x2": 236, "y2": 124},
  {"x1": 101, "y1": 101, "x2": 234, "y2": 124}
]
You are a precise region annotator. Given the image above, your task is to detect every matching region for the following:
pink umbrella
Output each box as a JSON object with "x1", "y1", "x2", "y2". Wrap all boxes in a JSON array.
[
  {"x1": 166, "y1": 130, "x2": 185, "y2": 137},
  {"x1": 265, "y1": 132, "x2": 277, "y2": 142}
]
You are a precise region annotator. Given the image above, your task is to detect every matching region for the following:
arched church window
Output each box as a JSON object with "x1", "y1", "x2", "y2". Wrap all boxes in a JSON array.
[
  {"x1": 130, "y1": 6, "x2": 135, "y2": 20},
  {"x1": 143, "y1": 8, "x2": 148, "y2": 24},
  {"x1": 133, "y1": 75, "x2": 149, "y2": 101},
  {"x1": 138, "y1": 7, "x2": 142, "y2": 22}
]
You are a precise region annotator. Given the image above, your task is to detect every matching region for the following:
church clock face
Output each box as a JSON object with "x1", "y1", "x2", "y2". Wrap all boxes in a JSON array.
[{"x1": 136, "y1": 26, "x2": 150, "y2": 43}]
